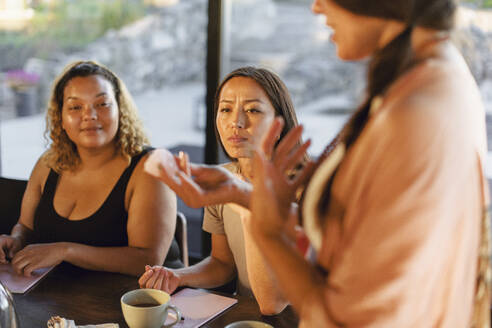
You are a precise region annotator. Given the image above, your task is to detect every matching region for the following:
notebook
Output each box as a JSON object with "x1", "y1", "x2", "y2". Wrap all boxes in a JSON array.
[
  {"x1": 0, "y1": 263, "x2": 54, "y2": 294},
  {"x1": 164, "y1": 288, "x2": 238, "y2": 328}
]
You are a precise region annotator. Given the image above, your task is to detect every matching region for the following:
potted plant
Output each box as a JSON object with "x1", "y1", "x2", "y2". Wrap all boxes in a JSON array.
[{"x1": 5, "y1": 70, "x2": 40, "y2": 117}]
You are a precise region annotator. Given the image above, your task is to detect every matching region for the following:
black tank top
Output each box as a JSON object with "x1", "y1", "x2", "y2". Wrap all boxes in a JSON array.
[
  {"x1": 33, "y1": 150, "x2": 183, "y2": 268},
  {"x1": 33, "y1": 151, "x2": 148, "y2": 246}
]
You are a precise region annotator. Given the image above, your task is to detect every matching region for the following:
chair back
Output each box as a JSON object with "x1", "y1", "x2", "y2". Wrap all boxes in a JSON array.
[
  {"x1": 0, "y1": 177, "x2": 27, "y2": 234},
  {"x1": 175, "y1": 212, "x2": 189, "y2": 267}
]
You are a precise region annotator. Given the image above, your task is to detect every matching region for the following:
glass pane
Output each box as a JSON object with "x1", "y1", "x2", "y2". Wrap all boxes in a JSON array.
[
  {"x1": 0, "y1": 0, "x2": 207, "y2": 259},
  {"x1": 223, "y1": 0, "x2": 492, "y2": 165},
  {"x1": 0, "y1": 0, "x2": 207, "y2": 179},
  {"x1": 224, "y1": 0, "x2": 363, "y2": 158}
]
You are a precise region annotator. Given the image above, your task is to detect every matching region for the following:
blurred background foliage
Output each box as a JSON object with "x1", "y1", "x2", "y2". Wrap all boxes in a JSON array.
[
  {"x1": 462, "y1": 0, "x2": 492, "y2": 7},
  {"x1": 0, "y1": 0, "x2": 490, "y2": 71},
  {"x1": 0, "y1": 0, "x2": 147, "y2": 69}
]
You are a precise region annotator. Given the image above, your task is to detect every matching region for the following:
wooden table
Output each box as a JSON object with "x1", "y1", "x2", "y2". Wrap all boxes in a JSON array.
[{"x1": 13, "y1": 263, "x2": 298, "y2": 327}]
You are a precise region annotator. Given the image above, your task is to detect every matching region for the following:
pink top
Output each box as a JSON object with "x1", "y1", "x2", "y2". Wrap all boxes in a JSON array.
[{"x1": 302, "y1": 51, "x2": 488, "y2": 327}]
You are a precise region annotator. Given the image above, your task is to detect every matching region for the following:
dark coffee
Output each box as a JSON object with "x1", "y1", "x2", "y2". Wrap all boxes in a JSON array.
[{"x1": 130, "y1": 302, "x2": 160, "y2": 308}]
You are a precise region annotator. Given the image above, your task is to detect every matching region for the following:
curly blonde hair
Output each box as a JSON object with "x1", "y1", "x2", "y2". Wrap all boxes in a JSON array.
[{"x1": 43, "y1": 61, "x2": 149, "y2": 172}]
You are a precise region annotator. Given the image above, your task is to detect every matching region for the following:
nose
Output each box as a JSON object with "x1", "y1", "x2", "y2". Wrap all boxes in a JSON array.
[
  {"x1": 311, "y1": 0, "x2": 321, "y2": 14},
  {"x1": 82, "y1": 104, "x2": 97, "y2": 121},
  {"x1": 230, "y1": 109, "x2": 246, "y2": 129}
]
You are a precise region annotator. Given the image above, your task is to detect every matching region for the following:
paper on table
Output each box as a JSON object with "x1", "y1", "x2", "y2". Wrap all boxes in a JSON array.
[
  {"x1": 164, "y1": 288, "x2": 238, "y2": 328},
  {"x1": 0, "y1": 263, "x2": 54, "y2": 294}
]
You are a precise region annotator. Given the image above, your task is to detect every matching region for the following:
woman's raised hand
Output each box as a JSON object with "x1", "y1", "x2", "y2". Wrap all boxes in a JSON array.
[
  {"x1": 250, "y1": 118, "x2": 314, "y2": 237},
  {"x1": 144, "y1": 149, "x2": 251, "y2": 208}
]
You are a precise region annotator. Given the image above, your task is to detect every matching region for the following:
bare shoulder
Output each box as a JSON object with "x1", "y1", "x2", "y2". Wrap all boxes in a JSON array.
[
  {"x1": 28, "y1": 153, "x2": 52, "y2": 194},
  {"x1": 128, "y1": 151, "x2": 175, "y2": 198}
]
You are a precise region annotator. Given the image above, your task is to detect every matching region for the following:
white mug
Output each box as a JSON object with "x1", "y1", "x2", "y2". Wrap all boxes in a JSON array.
[
  {"x1": 121, "y1": 288, "x2": 181, "y2": 328},
  {"x1": 225, "y1": 321, "x2": 273, "y2": 328}
]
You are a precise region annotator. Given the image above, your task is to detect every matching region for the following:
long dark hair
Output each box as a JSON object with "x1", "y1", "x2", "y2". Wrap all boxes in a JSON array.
[
  {"x1": 317, "y1": 0, "x2": 456, "y2": 215},
  {"x1": 213, "y1": 66, "x2": 300, "y2": 159}
]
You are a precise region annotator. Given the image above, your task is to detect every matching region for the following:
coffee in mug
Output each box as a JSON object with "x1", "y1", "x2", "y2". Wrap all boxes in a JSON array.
[{"x1": 121, "y1": 288, "x2": 181, "y2": 328}]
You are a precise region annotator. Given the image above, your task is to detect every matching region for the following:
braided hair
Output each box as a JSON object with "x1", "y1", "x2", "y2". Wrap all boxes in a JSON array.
[{"x1": 316, "y1": 0, "x2": 456, "y2": 215}]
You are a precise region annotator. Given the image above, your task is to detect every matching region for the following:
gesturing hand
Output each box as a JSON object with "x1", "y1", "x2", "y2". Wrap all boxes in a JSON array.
[
  {"x1": 138, "y1": 265, "x2": 180, "y2": 294},
  {"x1": 11, "y1": 242, "x2": 67, "y2": 276},
  {"x1": 251, "y1": 118, "x2": 314, "y2": 237},
  {"x1": 144, "y1": 149, "x2": 251, "y2": 208}
]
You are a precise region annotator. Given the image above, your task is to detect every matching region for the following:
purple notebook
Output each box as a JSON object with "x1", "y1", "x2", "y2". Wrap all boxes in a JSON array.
[
  {"x1": 164, "y1": 288, "x2": 238, "y2": 328},
  {"x1": 0, "y1": 263, "x2": 54, "y2": 294}
]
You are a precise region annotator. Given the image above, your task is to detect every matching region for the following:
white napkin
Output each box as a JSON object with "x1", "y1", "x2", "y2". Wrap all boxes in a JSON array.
[{"x1": 47, "y1": 316, "x2": 119, "y2": 328}]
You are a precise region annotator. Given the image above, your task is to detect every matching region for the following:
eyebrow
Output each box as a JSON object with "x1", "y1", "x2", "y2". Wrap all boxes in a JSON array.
[
  {"x1": 219, "y1": 98, "x2": 265, "y2": 104},
  {"x1": 65, "y1": 92, "x2": 108, "y2": 101}
]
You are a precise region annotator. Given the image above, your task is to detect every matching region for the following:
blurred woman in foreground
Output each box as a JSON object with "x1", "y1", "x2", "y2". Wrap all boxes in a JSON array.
[{"x1": 249, "y1": 0, "x2": 490, "y2": 326}]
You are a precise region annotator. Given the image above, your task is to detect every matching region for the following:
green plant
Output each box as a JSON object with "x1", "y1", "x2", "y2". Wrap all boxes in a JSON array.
[
  {"x1": 461, "y1": 0, "x2": 492, "y2": 8},
  {"x1": 0, "y1": 0, "x2": 147, "y2": 67}
]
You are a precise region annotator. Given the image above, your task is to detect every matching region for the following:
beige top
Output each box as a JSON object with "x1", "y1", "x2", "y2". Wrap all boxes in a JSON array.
[
  {"x1": 302, "y1": 53, "x2": 488, "y2": 327},
  {"x1": 202, "y1": 162, "x2": 253, "y2": 297}
]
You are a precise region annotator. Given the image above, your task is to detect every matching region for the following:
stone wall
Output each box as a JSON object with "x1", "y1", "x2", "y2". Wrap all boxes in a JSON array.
[
  {"x1": 25, "y1": 0, "x2": 207, "y2": 111},
  {"x1": 3, "y1": 1, "x2": 492, "y2": 120}
]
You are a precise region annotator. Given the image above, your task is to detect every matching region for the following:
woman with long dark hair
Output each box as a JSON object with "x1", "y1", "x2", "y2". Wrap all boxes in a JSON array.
[
  {"x1": 249, "y1": 0, "x2": 490, "y2": 326},
  {"x1": 139, "y1": 67, "x2": 305, "y2": 315}
]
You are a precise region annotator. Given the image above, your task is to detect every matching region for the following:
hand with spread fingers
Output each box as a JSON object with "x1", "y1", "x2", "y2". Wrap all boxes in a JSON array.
[
  {"x1": 250, "y1": 118, "x2": 314, "y2": 237},
  {"x1": 138, "y1": 265, "x2": 181, "y2": 294},
  {"x1": 144, "y1": 149, "x2": 252, "y2": 208}
]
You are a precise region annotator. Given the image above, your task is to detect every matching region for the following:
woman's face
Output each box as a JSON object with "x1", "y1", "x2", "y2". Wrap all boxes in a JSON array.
[
  {"x1": 61, "y1": 75, "x2": 119, "y2": 151},
  {"x1": 311, "y1": 0, "x2": 388, "y2": 60},
  {"x1": 216, "y1": 77, "x2": 276, "y2": 159}
]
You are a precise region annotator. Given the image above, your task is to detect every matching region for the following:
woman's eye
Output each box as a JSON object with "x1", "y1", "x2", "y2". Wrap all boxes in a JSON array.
[
  {"x1": 219, "y1": 107, "x2": 230, "y2": 113},
  {"x1": 68, "y1": 105, "x2": 81, "y2": 110},
  {"x1": 246, "y1": 108, "x2": 261, "y2": 113},
  {"x1": 97, "y1": 102, "x2": 111, "y2": 108}
]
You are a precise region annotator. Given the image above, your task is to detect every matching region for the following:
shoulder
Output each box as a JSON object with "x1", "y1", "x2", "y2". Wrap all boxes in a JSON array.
[
  {"x1": 374, "y1": 49, "x2": 484, "y2": 149},
  {"x1": 128, "y1": 150, "x2": 175, "y2": 200},
  {"x1": 128, "y1": 148, "x2": 154, "y2": 178},
  {"x1": 29, "y1": 152, "x2": 53, "y2": 194},
  {"x1": 384, "y1": 45, "x2": 482, "y2": 120}
]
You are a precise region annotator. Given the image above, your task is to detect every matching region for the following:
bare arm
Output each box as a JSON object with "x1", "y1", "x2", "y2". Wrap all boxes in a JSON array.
[
  {"x1": 139, "y1": 233, "x2": 237, "y2": 292},
  {"x1": 0, "y1": 157, "x2": 48, "y2": 263},
  {"x1": 174, "y1": 233, "x2": 236, "y2": 288},
  {"x1": 12, "y1": 155, "x2": 177, "y2": 276},
  {"x1": 242, "y1": 212, "x2": 289, "y2": 315},
  {"x1": 62, "y1": 155, "x2": 177, "y2": 275}
]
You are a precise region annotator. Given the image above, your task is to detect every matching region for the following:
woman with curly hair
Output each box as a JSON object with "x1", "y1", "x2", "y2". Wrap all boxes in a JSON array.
[{"x1": 0, "y1": 61, "x2": 179, "y2": 276}]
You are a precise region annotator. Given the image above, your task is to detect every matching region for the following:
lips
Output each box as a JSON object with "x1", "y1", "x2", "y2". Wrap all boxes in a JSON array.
[
  {"x1": 227, "y1": 135, "x2": 248, "y2": 144},
  {"x1": 81, "y1": 126, "x2": 102, "y2": 132}
]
